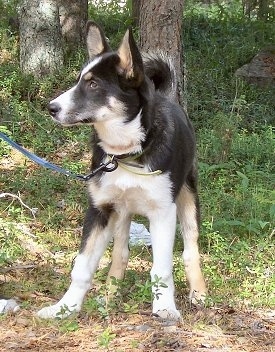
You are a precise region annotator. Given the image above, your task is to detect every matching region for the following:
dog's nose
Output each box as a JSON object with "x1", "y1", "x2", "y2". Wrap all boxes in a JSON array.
[{"x1": 48, "y1": 102, "x2": 61, "y2": 117}]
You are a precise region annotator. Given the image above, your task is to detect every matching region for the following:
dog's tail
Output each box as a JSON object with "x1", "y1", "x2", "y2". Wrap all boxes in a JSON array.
[{"x1": 142, "y1": 51, "x2": 177, "y2": 102}]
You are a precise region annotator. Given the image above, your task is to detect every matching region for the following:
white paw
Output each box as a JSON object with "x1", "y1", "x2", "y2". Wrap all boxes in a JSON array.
[
  {"x1": 189, "y1": 289, "x2": 206, "y2": 306},
  {"x1": 37, "y1": 303, "x2": 80, "y2": 319},
  {"x1": 154, "y1": 308, "x2": 181, "y2": 321}
]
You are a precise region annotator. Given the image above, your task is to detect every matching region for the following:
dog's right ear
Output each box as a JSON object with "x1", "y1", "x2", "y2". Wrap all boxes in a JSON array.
[
  {"x1": 117, "y1": 28, "x2": 144, "y2": 87},
  {"x1": 86, "y1": 21, "x2": 111, "y2": 59}
]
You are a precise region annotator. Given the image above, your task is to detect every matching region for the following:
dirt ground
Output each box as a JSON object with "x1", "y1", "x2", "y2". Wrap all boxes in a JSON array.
[{"x1": 0, "y1": 304, "x2": 274, "y2": 351}]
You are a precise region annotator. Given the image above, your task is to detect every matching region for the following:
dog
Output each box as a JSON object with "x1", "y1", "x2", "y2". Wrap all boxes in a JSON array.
[{"x1": 37, "y1": 21, "x2": 206, "y2": 320}]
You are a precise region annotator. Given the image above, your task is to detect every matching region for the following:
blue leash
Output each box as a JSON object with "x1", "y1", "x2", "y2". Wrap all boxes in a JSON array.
[{"x1": 0, "y1": 132, "x2": 118, "y2": 181}]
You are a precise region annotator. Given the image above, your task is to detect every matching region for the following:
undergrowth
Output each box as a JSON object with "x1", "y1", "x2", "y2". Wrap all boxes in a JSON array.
[{"x1": 0, "y1": 0, "x2": 274, "y2": 321}]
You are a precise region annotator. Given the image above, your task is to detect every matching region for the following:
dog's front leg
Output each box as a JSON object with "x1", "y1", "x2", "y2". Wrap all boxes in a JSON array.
[
  {"x1": 149, "y1": 203, "x2": 181, "y2": 320},
  {"x1": 37, "y1": 204, "x2": 114, "y2": 319}
]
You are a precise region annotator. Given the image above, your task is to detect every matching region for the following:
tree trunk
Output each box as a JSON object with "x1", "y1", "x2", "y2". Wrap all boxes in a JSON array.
[
  {"x1": 131, "y1": 0, "x2": 140, "y2": 27},
  {"x1": 19, "y1": 0, "x2": 64, "y2": 77},
  {"x1": 59, "y1": 0, "x2": 88, "y2": 56},
  {"x1": 242, "y1": 0, "x2": 274, "y2": 20},
  {"x1": 257, "y1": 0, "x2": 271, "y2": 20},
  {"x1": 139, "y1": 0, "x2": 186, "y2": 110}
]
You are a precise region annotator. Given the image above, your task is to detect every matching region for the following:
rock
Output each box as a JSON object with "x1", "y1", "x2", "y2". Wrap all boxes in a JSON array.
[
  {"x1": 135, "y1": 324, "x2": 151, "y2": 332},
  {"x1": 163, "y1": 325, "x2": 178, "y2": 333},
  {"x1": 235, "y1": 47, "x2": 275, "y2": 86},
  {"x1": 15, "y1": 317, "x2": 30, "y2": 327},
  {"x1": 129, "y1": 222, "x2": 151, "y2": 246},
  {"x1": 200, "y1": 342, "x2": 212, "y2": 348},
  {"x1": 0, "y1": 299, "x2": 20, "y2": 314}
]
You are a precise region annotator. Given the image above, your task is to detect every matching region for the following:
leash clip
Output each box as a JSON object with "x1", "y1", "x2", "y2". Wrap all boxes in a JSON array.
[
  {"x1": 80, "y1": 157, "x2": 118, "y2": 181},
  {"x1": 102, "y1": 156, "x2": 119, "y2": 173}
]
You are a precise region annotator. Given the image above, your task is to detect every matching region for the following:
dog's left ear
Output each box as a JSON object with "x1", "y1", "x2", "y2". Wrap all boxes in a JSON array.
[
  {"x1": 86, "y1": 21, "x2": 111, "y2": 60},
  {"x1": 117, "y1": 28, "x2": 144, "y2": 87}
]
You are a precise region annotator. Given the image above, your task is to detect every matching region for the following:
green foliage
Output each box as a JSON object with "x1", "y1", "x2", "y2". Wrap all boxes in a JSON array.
[
  {"x1": 97, "y1": 327, "x2": 116, "y2": 349},
  {"x1": 59, "y1": 319, "x2": 79, "y2": 333},
  {"x1": 198, "y1": 221, "x2": 275, "y2": 307},
  {"x1": 185, "y1": 0, "x2": 275, "y2": 21},
  {"x1": 183, "y1": 4, "x2": 275, "y2": 128},
  {"x1": 0, "y1": 0, "x2": 19, "y2": 28},
  {"x1": 0, "y1": 220, "x2": 25, "y2": 266},
  {"x1": 182, "y1": 2, "x2": 275, "y2": 249},
  {"x1": 0, "y1": 125, "x2": 12, "y2": 156},
  {"x1": 89, "y1": 0, "x2": 132, "y2": 47},
  {"x1": 83, "y1": 272, "x2": 168, "y2": 319},
  {"x1": 198, "y1": 121, "x2": 274, "y2": 236}
]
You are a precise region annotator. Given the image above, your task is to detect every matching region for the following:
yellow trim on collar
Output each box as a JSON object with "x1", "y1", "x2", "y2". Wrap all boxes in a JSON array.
[{"x1": 107, "y1": 155, "x2": 162, "y2": 176}]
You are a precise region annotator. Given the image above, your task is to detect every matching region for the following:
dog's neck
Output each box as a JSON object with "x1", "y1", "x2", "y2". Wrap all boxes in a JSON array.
[
  {"x1": 94, "y1": 110, "x2": 145, "y2": 155},
  {"x1": 99, "y1": 139, "x2": 142, "y2": 155}
]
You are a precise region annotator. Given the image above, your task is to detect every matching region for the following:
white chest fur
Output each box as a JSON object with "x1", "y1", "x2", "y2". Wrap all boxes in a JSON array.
[{"x1": 88, "y1": 166, "x2": 173, "y2": 216}]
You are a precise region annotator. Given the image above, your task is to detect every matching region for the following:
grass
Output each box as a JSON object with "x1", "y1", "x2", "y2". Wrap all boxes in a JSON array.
[{"x1": 0, "y1": 1, "x2": 274, "y2": 350}]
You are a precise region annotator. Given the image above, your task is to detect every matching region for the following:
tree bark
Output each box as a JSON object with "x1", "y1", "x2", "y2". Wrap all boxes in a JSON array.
[
  {"x1": 138, "y1": 0, "x2": 186, "y2": 110},
  {"x1": 59, "y1": 0, "x2": 88, "y2": 56},
  {"x1": 19, "y1": 0, "x2": 64, "y2": 77},
  {"x1": 131, "y1": 0, "x2": 140, "y2": 27}
]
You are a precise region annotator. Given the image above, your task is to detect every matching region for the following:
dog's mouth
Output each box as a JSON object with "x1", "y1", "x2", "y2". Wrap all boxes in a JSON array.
[
  {"x1": 48, "y1": 102, "x2": 95, "y2": 125},
  {"x1": 79, "y1": 117, "x2": 94, "y2": 124},
  {"x1": 52, "y1": 115, "x2": 94, "y2": 126}
]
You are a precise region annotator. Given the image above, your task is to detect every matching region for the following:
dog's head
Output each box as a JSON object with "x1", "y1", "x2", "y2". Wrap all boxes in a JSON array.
[{"x1": 48, "y1": 22, "x2": 145, "y2": 126}]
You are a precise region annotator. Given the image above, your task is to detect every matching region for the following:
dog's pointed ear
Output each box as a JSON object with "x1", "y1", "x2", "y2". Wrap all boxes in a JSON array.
[
  {"x1": 86, "y1": 21, "x2": 111, "y2": 59},
  {"x1": 117, "y1": 28, "x2": 144, "y2": 87}
]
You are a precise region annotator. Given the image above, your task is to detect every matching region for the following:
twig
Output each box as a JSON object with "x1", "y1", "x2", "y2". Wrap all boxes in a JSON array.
[
  {"x1": 0, "y1": 192, "x2": 37, "y2": 218},
  {"x1": 0, "y1": 264, "x2": 37, "y2": 273}
]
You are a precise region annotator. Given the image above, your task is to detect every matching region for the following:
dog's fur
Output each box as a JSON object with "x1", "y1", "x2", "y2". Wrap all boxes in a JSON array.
[{"x1": 37, "y1": 22, "x2": 206, "y2": 320}]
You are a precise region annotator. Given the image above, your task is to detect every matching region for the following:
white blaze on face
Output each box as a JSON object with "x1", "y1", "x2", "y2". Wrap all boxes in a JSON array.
[
  {"x1": 80, "y1": 57, "x2": 102, "y2": 79},
  {"x1": 49, "y1": 57, "x2": 103, "y2": 124}
]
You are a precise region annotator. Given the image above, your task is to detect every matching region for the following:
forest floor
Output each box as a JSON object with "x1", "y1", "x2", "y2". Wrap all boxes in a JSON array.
[
  {"x1": 0, "y1": 291, "x2": 274, "y2": 352},
  {"x1": 0, "y1": 246, "x2": 274, "y2": 352}
]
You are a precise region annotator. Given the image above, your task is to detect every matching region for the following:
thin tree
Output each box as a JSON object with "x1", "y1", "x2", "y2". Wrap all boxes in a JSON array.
[
  {"x1": 59, "y1": 0, "x2": 88, "y2": 56},
  {"x1": 19, "y1": 0, "x2": 64, "y2": 76},
  {"x1": 18, "y1": 0, "x2": 88, "y2": 76}
]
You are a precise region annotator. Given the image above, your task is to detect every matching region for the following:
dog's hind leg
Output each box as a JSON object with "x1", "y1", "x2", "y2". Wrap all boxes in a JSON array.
[
  {"x1": 176, "y1": 183, "x2": 206, "y2": 305},
  {"x1": 106, "y1": 212, "x2": 131, "y2": 290},
  {"x1": 149, "y1": 203, "x2": 181, "y2": 320},
  {"x1": 37, "y1": 203, "x2": 115, "y2": 319}
]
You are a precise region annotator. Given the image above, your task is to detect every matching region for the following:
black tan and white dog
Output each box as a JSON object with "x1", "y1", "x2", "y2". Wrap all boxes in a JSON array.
[{"x1": 37, "y1": 22, "x2": 206, "y2": 320}]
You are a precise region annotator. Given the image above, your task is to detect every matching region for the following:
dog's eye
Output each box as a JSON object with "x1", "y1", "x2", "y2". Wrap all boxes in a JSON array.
[{"x1": 90, "y1": 81, "x2": 98, "y2": 89}]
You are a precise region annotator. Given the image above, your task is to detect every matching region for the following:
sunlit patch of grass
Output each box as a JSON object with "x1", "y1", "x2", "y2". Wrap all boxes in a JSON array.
[{"x1": 197, "y1": 224, "x2": 274, "y2": 308}]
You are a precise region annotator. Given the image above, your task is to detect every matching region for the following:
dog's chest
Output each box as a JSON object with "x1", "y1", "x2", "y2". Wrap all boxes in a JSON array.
[{"x1": 88, "y1": 167, "x2": 173, "y2": 216}]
